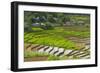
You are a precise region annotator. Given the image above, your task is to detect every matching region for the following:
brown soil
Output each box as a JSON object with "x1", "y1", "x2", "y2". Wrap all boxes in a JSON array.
[
  {"x1": 67, "y1": 37, "x2": 90, "y2": 49},
  {"x1": 24, "y1": 56, "x2": 48, "y2": 62},
  {"x1": 67, "y1": 37, "x2": 90, "y2": 43}
]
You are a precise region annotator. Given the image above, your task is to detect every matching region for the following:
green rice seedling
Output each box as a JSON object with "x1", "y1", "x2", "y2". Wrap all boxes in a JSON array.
[
  {"x1": 24, "y1": 26, "x2": 90, "y2": 50},
  {"x1": 24, "y1": 51, "x2": 49, "y2": 58}
]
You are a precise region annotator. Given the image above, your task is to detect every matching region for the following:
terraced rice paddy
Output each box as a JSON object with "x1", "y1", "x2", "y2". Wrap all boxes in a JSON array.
[
  {"x1": 24, "y1": 42, "x2": 90, "y2": 62},
  {"x1": 24, "y1": 26, "x2": 90, "y2": 61}
]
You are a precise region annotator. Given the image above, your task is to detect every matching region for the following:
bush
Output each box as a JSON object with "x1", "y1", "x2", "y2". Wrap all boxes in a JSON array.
[{"x1": 40, "y1": 22, "x2": 54, "y2": 30}]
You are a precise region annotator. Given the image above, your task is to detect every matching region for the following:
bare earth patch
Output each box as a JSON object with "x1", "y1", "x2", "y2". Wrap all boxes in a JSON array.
[
  {"x1": 67, "y1": 37, "x2": 90, "y2": 43},
  {"x1": 24, "y1": 56, "x2": 48, "y2": 62}
]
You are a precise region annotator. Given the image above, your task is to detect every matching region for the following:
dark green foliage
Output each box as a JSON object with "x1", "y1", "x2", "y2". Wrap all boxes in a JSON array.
[
  {"x1": 40, "y1": 22, "x2": 54, "y2": 30},
  {"x1": 24, "y1": 11, "x2": 90, "y2": 32}
]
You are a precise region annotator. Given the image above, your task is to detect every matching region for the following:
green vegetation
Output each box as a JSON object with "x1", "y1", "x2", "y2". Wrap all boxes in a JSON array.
[
  {"x1": 24, "y1": 26, "x2": 90, "y2": 50},
  {"x1": 24, "y1": 11, "x2": 90, "y2": 61},
  {"x1": 24, "y1": 51, "x2": 49, "y2": 58},
  {"x1": 24, "y1": 11, "x2": 90, "y2": 31},
  {"x1": 24, "y1": 51, "x2": 68, "y2": 61}
]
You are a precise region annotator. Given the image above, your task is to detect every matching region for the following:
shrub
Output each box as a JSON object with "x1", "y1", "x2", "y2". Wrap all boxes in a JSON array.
[{"x1": 40, "y1": 22, "x2": 54, "y2": 30}]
